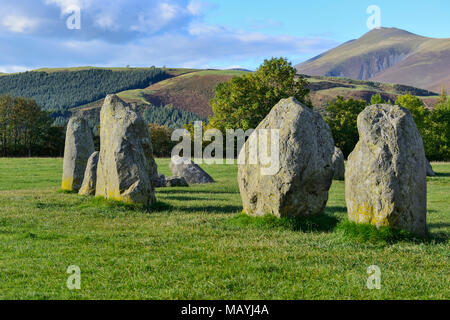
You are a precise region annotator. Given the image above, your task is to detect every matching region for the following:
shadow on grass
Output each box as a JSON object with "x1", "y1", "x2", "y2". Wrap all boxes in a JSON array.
[
  {"x1": 77, "y1": 197, "x2": 173, "y2": 213},
  {"x1": 161, "y1": 195, "x2": 216, "y2": 202},
  {"x1": 228, "y1": 213, "x2": 339, "y2": 233},
  {"x1": 324, "y1": 206, "x2": 347, "y2": 214},
  {"x1": 176, "y1": 205, "x2": 242, "y2": 214},
  {"x1": 157, "y1": 189, "x2": 238, "y2": 195},
  {"x1": 434, "y1": 172, "x2": 450, "y2": 177},
  {"x1": 335, "y1": 220, "x2": 448, "y2": 244}
]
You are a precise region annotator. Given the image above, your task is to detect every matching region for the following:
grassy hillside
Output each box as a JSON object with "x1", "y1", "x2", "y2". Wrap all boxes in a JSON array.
[
  {"x1": 0, "y1": 158, "x2": 448, "y2": 299},
  {"x1": 76, "y1": 69, "x2": 439, "y2": 125},
  {"x1": 306, "y1": 75, "x2": 439, "y2": 110},
  {"x1": 75, "y1": 69, "x2": 249, "y2": 122},
  {"x1": 296, "y1": 27, "x2": 450, "y2": 92}
]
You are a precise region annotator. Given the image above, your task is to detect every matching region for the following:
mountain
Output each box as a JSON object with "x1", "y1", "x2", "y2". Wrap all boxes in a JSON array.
[{"x1": 296, "y1": 27, "x2": 450, "y2": 92}]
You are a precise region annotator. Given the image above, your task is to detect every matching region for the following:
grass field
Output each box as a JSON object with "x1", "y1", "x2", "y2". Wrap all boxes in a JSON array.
[{"x1": 0, "y1": 158, "x2": 448, "y2": 300}]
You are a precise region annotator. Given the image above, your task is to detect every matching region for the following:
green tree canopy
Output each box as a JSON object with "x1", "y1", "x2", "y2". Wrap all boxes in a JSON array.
[
  {"x1": 324, "y1": 96, "x2": 367, "y2": 158},
  {"x1": 209, "y1": 57, "x2": 310, "y2": 131}
]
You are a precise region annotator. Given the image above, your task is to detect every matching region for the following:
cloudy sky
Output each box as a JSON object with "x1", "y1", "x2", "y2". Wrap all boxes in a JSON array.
[{"x1": 1, "y1": 0, "x2": 449, "y2": 72}]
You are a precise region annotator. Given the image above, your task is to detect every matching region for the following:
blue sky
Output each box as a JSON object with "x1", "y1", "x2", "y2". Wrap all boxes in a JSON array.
[{"x1": 0, "y1": 0, "x2": 449, "y2": 72}]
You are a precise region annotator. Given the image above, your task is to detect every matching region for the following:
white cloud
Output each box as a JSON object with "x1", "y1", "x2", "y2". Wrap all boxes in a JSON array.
[
  {"x1": 2, "y1": 15, "x2": 40, "y2": 33},
  {"x1": 187, "y1": 0, "x2": 205, "y2": 16},
  {"x1": 0, "y1": 65, "x2": 30, "y2": 73},
  {"x1": 44, "y1": 0, "x2": 85, "y2": 15}
]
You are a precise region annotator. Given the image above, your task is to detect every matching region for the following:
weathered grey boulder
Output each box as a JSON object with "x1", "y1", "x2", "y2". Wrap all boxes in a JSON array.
[
  {"x1": 332, "y1": 147, "x2": 345, "y2": 180},
  {"x1": 79, "y1": 152, "x2": 99, "y2": 196},
  {"x1": 426, "y1": 159, "x2": 435, "y2": 177},
  {"x1": 62, "y1": 116, "x2": 95, "y2": 191},
  {"x1": 346, "y1": 104, "x2": 427, "y2": 235},
  {"x1": 238, "y1": 97, "x2": 335, "y2": 218},
  {"x1": 154, "y1": 174, "x2": 166, "y2": 188},
  {"x1": 165, "y1": 176, "x2": 189, "y2": 187},
  {"x1": 169, "y1": 156, "x2": 214, "y2": 184},
  {"x1": 96, "y1": 95, "x2": 158, "y2": 206}
]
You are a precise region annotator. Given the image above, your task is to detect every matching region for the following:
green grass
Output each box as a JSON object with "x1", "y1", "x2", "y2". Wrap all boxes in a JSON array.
[{"x1": 0, "y1": 158, "x2": 448, "y2": 299}]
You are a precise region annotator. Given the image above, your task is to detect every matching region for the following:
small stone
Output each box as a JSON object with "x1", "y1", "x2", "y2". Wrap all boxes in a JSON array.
[
  {"x1": 426, "y1": 159, "x2": 435, "y2": 177},
  {"x1": 154, "y1": 174, "x2": 166, "y2": 188},
  {"x1": 169, "y1": 156, "x2": 214, "y2": 184},
  {"x1": 165, "y1": 176, "x2": 189, "y2": 187},
  {"x1": 332, "y1": 147, "x2": 345, "y2": 180},
  {"x1": 79, "y1": 152, "x2": 99, "y2": 196}
]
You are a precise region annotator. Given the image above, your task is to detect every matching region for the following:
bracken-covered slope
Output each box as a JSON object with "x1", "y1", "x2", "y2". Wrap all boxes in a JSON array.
[
  {"x1": 296, "y1": 27, "x2": 450, "y2": 92},
  {"x1": 76, "y1": 70, "x2": 439, "y2": 124},
  {"x1": 75, "y1": 69, "x2": 249, "y2": 118}
]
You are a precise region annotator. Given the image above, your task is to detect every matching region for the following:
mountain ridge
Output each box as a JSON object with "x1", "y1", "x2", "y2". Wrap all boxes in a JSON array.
[{"x1": 296, "y1": 27, "x2": 450, "y2": 92}]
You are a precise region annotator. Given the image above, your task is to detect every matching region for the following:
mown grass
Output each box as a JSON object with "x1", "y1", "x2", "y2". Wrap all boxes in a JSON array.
[{"x1": 0, "y1": 158, "x2": 448, "y2": 300}]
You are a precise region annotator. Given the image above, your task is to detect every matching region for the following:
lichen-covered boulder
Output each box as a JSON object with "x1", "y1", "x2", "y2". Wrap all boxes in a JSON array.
[
  {"x1": 426, "y1": 159, "x2": 435, "y2": 177},
  {"x1": 346, "y1": 104, "x2": 427, "y2": 235},
  {"x1": 79, "y1": 152, "x2": 99, "y2": 196},
  {"x1": 332, "y1": 147, "x2": 345, "y2": 180},
  {"x1": 238, "y1": 97, "x2": 335, "y2": 218},
  {"x1": 165, "y1": 176, "x2": 189, "y2": 187},
  {"x1": 62, "y1": 116, "x2": 95, "y2": 191},
  {"x1": 169, "y1": 156, "x2": 214, "y2": 184},
  {"x1": 96, "y1": 95, "x2": 158, "y2": 206}
]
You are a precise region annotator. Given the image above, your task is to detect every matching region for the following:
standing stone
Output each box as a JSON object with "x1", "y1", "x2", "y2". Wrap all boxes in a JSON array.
[
  {"x1": 169, "y1": 156, "x2": 214, "y2": 184},
  {"x1": 238, "y1": 97, "x2": 335, "y2": 218},
  {"x1": 61, "y1": 116, "x2": 95, "y2": 191},
  {"x1": 79, "y1": 152, "x2": 99, "y2": 196},
  {"x1": 346, "y1": 104, "x2": 427, "y2": 235},
  {"x1": 426, "y1": 159, "x2": 435, "y2": 177},
  {"x1": 332, "y1": 147, "x2": 345, "y2": 180},
  {"x1": 96, "y1": 95, "x2": 158, "y2": 206}
]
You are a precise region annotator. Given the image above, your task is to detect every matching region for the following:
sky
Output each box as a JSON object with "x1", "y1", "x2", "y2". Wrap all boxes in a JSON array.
[{"x1": 1, "y1": 0, "x2": 449, "y2": 73}]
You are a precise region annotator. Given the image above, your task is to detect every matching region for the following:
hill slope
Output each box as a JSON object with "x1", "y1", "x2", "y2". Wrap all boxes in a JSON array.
[
  {"x1": 76, "y1": 70, "x2": 439, "y2": 127},
  {"x1": 75, "y1": 70, "x2": 249, "y2": 118},
  {"x1": 296, "y1": 27, "x2": 450, "y2": 92}
]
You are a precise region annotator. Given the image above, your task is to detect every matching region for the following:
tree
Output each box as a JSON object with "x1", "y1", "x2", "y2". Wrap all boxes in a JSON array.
[
  {"x1": 395, "y1": 93, "x2": 450, "y2": 161},
  {"x1": 148, "y1": 123, "x2": 176, "y2": 157},
  {"x1": 0, "y1": 95, "x2": 64, "y2": 157},
  {"x1": 324, "y1": 96, "x2": 367, "y2": 157},
  {"x1": 209, "y1": 57, "x2": 310, "y2": 131},
  {"x1": 371, "y1": 93, "x2": 385, "y2": 104},
  {"x1": 427, "y1": 97, "x2": 450, "y2": 160}
]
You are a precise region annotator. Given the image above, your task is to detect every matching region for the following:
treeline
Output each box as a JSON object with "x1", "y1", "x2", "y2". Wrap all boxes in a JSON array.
[
  {"x1": 142, "y1": 104, "x2": 205, "y2": 129},
  {"x1": 0, "y1": 95, "x2": 65, "y2": 157},
  {"x1": 325, "y1": 92, "x2": 450, "y2": 161},
  {"x1": 0, "y1": 68, "x2": 169, "y2": 115}
]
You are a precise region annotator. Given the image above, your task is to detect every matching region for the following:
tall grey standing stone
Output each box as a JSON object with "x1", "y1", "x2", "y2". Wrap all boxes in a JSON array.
[
  {"x1": 238, "y1": 97, "x2": 335, "y2": 218},
  {"x1": 96, "y1": 94, "x2": 158, "y2": 206},
  {"x1": 62, "y1": 116, "x2": 95, "y2": 191},
  {"x1": 332, "y1": 147, "x2": 345, "y2": 180},
  {"x1": 169, "y1": 156, "x2": 214, "y2": 184},
  {"x1": 79, "y1": 152, "x2": 99, "y2": 196},
  {"x1": 345, "y1": 104, "x2": 427, "y2": 235}
]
